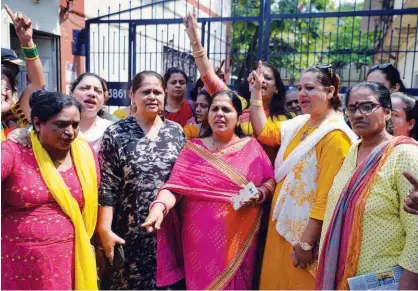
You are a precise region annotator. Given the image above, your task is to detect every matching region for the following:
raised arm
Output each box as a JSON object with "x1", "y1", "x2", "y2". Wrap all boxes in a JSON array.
[
  {"x1": 5, "y1": 5, "x2": 45, "y2": 119},
  {"x1": 183, "y1": 12, "x2": 226, "y2": 95},
  {"x1": 249, "y1": 61, "x2": 268, "y2": 136}
]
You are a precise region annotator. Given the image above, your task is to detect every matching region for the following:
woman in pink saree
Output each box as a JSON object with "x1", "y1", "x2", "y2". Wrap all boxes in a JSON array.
[{"x1": 142, "y1": 90, "x2": 275, "y2": 290}]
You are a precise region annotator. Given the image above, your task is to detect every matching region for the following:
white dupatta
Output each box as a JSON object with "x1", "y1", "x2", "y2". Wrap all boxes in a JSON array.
[{"x1": 272, "y1": 113, "x2": 357, "y2": 246}]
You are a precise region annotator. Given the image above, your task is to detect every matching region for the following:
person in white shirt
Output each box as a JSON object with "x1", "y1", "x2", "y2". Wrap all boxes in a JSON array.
[{"x1": 7, "y1": 72, "x2": 114, "y2": 153}]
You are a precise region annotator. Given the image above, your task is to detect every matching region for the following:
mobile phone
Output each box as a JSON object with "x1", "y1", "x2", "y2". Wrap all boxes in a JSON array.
[{"x1": 113, "y1": 244, "x2": 125, "y2": 270}]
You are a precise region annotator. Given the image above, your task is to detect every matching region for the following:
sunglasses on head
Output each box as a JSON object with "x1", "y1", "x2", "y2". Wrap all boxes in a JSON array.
[
  {"x1": 314, "y1": 64, "x2": 334, "y2": 79},
  {"x1": 369, "y1": 63, "x2": 394, "y2": 71}
]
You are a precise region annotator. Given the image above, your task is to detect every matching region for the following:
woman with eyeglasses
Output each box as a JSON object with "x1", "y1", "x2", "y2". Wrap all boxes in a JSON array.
[
  {"x1": 316, "y1": 82, "x2": 418, "y2": 290},
  {"x1": 249, "y1": 62, "x2": 357, "y2": 289},
  {"x1": 366, "y1": 63, "x2": 406, "y2": 93},
  {"x1": 391, "y1": 92, "x2": 418, "y2": 140}
]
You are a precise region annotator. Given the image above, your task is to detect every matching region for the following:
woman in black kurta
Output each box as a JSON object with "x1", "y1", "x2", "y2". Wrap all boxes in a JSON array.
[{"x1": 97, "y1": 71, "x2": 186, "y2": 289}]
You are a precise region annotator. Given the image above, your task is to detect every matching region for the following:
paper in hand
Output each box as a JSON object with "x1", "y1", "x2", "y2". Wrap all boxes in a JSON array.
[{"x1": 231, "y1": 182, "x2": 258, "y2": 210}]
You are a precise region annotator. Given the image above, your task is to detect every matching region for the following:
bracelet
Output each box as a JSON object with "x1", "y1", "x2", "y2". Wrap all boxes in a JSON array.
[
  {"x1": 149, "y1": 200, "x2": 168, "y2": 216},
  {"x1": 257, "y1": 188, "x2": 267, "y2": 204},
  {"x1": 250, "y1": 99, "x2": 263, "y2": 107},
  {"x1": 192, "y1": 48, "x2": 206, "y2": 59},
  {"x1": 21, "y1": 45, "x2": 39, "y2": 60}
]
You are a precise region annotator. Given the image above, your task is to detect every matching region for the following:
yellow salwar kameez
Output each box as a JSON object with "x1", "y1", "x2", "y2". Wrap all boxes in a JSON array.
[
  {"x1": 321, "y1": 141, "x2": 418, "y2": 277},
  {"x1": 258, "y1": 118, "x2": 353, "y2": 290}
]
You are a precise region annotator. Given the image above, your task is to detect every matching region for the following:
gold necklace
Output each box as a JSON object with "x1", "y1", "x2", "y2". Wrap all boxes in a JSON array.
[
  {"x1": 211, "y1": 135, "x2": 238, "y2": 152},
  {"x1": 300, "y1": 123, "x2": 320, "y2": 141}
]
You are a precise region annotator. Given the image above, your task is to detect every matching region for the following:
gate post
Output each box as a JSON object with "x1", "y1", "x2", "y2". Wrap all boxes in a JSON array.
[
  {"x1": 85, "y1": 21, "x2": 90, "y2": 72},
  {"x1": 257, "y1": 0, "x2": 265, "y2": 61},
  {"x1": 129, "y1": 23, "x2": 135, "y2": 80},
  {"x1": 201, "y1": 21, "x2": 206, "y2": 48},
  {"x1": 206, "y1": 21, "x2": 211, "y2": 57},
  {"x1": 262, "y1": 0, "x2": 271, "y2": 62}
]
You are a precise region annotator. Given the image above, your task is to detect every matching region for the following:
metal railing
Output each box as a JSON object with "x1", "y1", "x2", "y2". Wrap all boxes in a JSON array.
[{"x1": 85, "y1": 0, "x2": 418, "y2": 106}]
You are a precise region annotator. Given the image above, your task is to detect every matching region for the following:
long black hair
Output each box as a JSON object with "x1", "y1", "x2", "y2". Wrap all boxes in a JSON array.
[
  {"x1": 201, "y1": 90, "x2": 246, "y2": 138},
  {"x1": 243, "y1": 62, "x2": 292, "y2": 119},
  {"x1": 367, "y1": 64, "x2": 406, "y2": 93}
]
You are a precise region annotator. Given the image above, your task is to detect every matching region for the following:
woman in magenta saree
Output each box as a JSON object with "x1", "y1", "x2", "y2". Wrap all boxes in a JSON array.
[{"x1": 143, "y1": 91, "x2": 275, "y2": 290}]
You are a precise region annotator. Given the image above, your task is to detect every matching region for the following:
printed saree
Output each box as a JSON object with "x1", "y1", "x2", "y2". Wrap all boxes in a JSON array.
[
  {"x1": 316, "y1": 136, "x2": 417, "y2": 290},
  {"x1": 156, "y1": 137, "x2": 275, "y2": 290}
]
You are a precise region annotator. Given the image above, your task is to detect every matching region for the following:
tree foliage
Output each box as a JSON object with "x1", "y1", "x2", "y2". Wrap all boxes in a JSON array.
[{"x1": 229, "y1": 0, "x2": 378, "y2": 84}]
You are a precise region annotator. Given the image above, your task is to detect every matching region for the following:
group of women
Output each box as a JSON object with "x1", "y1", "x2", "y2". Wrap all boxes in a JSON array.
[{"x1": 2, "y1": 8, "x2": 418, "y2": 291}]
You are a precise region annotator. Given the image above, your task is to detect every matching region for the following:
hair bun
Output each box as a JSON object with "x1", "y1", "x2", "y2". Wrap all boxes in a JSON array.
[{"x1": 29, "y1": 89, "x2": 49, "y2": 109}]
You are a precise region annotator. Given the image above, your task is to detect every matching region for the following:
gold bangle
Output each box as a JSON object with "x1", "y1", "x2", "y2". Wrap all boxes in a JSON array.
[
  {"x1": 192, "y1": 48, "x2": 205, "y2": 54},
  {"x1": 192, "y1": 49, "x2": 206, "y2": 59},
  {"x1": 250, "y1": 99, "x2": 263, "y2": 107},
  {"x1": 193, "y1": 52, "x2": 206, "y2": 59},
  {"x1": 21, "y1": 45, "x2": 37, "y2": 49},
  {"x1": 24, "y1": 55, "x2": 40, "y2": 61}
]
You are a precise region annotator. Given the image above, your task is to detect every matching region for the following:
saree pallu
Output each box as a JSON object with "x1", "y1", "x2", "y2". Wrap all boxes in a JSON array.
[
  {"x1": 316, "y1": 136, "x2": 417, "y2": 290},
  {"x1": 156, "y1": 137, "x2": 275, "y2": 290}
]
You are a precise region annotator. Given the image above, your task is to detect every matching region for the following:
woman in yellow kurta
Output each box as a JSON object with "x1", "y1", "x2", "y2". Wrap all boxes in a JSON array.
[
  {"x1": 316, "y1": 82, "x2": 418, "y2": 289},
  {"x1": 249, "y1": 62, "x2": 357, "y2": 289}
]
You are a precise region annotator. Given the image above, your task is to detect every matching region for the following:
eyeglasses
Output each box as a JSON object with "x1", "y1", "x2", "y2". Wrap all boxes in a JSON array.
[
  {"x1": 369, "y1": 63, "x2": 394, "y2": 71},
  {"x1": 286, "y1": 100, "x2": 299, "y2": 106},
  {"x1": 314, "y1": 64, "x2": 334, "y2": 79},
  {"x1": 343, "y1": 102, "x2": 381, "y2": 117}
]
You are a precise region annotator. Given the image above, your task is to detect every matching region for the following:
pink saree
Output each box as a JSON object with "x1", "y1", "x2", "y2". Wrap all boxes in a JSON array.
[{"x1": 156, "y1": 137, "x2": 275, "y2": 290}]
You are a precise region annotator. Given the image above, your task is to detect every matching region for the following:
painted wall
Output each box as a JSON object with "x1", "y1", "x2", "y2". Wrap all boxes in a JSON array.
[
  {"x1": 59, "y1": 0, "x2": 86, "y2": 93},
  {"x1": 85, "y1": 0, "x2": 229, "y2": 83},
  {"x1": 1, "y1": 0, "x2": 61, "y2": 48}
]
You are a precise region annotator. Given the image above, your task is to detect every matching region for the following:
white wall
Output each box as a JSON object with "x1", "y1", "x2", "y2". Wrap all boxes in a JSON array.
[
  {"x1": 1, "y1": 0, "x2": 60, "y2": 48},
  {"x1": 85, "y1": 0, "x2": 230, "y2": 82}
]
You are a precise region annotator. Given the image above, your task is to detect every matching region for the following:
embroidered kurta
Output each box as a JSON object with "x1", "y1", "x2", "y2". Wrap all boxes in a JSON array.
[
  {"x1": 321, "y1": 141, "x2": 418, "y2": 276},
  {"x1": 258, "y1": 117, "x2": 353, "y2": 290},
  {"x1": 1, "y1": 141, "x2": 100, "y2": 290},
  {"x1": 98, "y1": 116, "x2": 186, "y2": 289}
]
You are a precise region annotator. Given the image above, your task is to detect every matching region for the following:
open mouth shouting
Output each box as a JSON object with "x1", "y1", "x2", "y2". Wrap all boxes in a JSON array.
[{"x1": 83, "y1": 98, "x2": 97, "y2": 109}]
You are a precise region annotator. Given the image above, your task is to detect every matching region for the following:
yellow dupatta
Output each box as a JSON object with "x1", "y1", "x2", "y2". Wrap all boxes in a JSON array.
[{"x1": 30, "y1": 131, "x2": 98, "y2": 290}]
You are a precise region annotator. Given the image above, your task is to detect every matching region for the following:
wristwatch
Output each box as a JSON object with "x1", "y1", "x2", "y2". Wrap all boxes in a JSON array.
[{"x1": 299, "y1": 241, "x2": 314, "y2": 251}]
